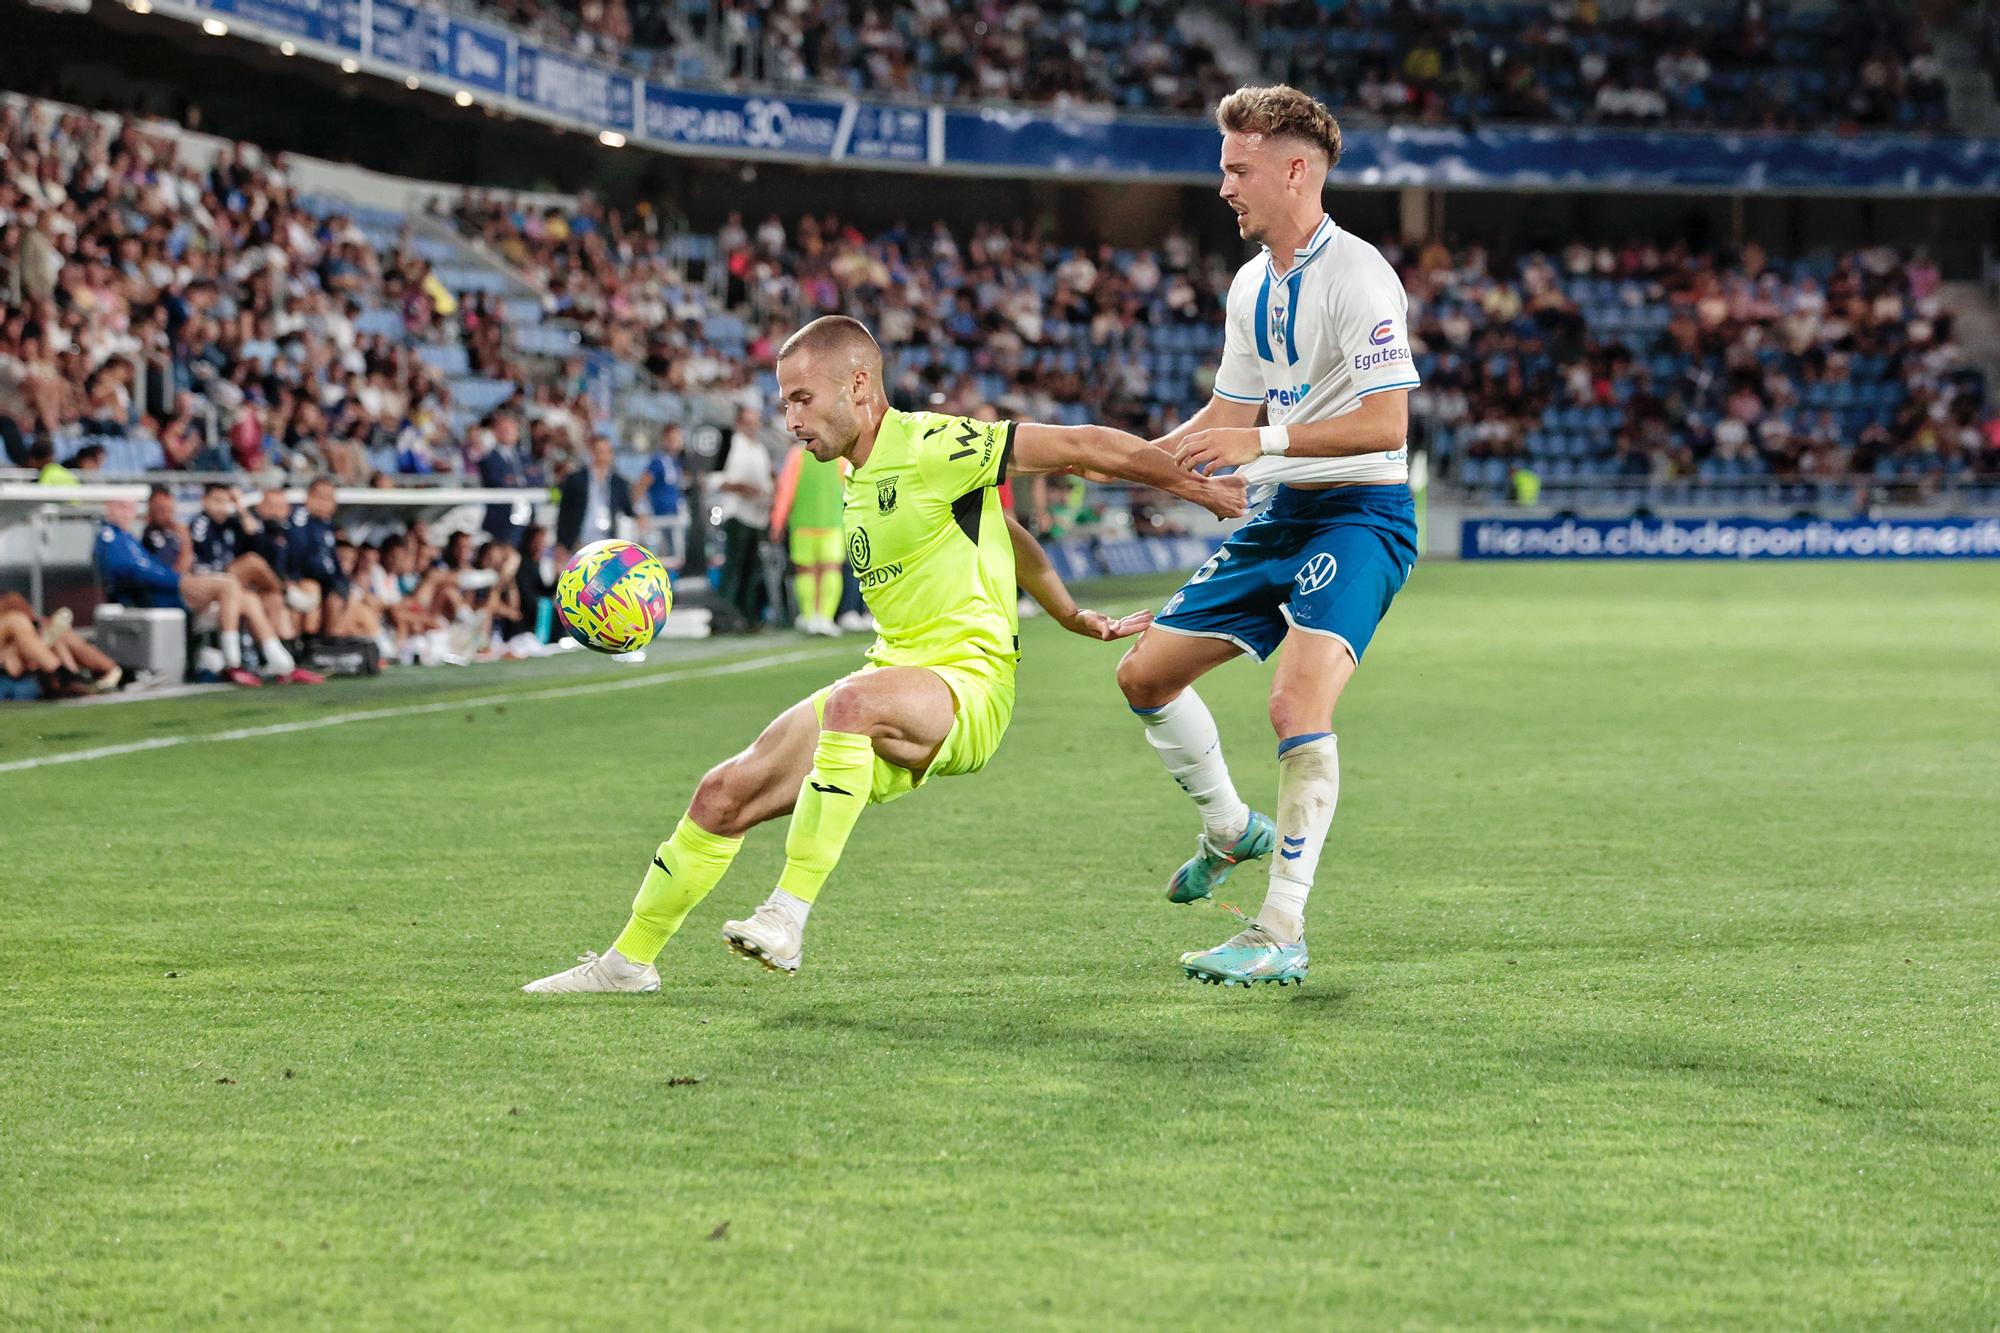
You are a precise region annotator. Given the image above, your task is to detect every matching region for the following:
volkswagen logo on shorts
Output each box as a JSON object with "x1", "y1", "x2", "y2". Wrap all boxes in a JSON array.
[
  {"x1": 848, "y1": 528, "x2": 872, "y2": 573},
  {"x1": 1295, "y1": 553, "x2": 1338, "y2": 596}
]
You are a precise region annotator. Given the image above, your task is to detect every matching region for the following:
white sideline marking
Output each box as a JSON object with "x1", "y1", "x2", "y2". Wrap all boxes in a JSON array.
[{"x1": 0, "y1": 647, "x2": 843, "y2": 777}]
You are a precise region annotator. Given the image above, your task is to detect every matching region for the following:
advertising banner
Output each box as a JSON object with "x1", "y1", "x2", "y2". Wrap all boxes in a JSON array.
[{"x1": 1461, "y1": 516, "x2": 2000, "y2": 560}]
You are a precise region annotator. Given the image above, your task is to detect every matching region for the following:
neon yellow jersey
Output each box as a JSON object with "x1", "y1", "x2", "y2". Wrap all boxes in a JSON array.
[{"x1": 844, "y1": 407, "x2": 1017, "y2": 677}]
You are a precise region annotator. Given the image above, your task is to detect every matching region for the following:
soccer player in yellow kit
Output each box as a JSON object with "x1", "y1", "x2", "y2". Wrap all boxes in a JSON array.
[
  {"x1": 525, "y1": 316, "x2": 1246, "y2": 991},
  {"x1": 769, "y1": 442, "x2": 848, "y2": 636}
]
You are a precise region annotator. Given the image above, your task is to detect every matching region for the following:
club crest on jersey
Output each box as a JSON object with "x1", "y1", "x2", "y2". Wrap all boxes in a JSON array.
[
  {"x1": 876, "y1": 476, "x2": 898, "y2": 514},
  {"x1": 1295, "y1": 553, "x2": 1339, "y2": 596},
  {"x1": 1269, "y1": 301, "x2": 1287, "y2": 349}
]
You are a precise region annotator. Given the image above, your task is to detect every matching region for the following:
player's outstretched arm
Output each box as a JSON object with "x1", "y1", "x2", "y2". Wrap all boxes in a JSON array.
[
  {"x1": 1011, "y1": 423, "x2": 1248, "y2": 519},
  {"x1": 1176, "y1": 390, "x2": 1411, "y2": 475},
  {"x1": 1147, "y1": 394, "x2": 1265, "y2": 457},
  {"x1": 1003, "y1": 512, "x2": 1151, "y2": 642}
]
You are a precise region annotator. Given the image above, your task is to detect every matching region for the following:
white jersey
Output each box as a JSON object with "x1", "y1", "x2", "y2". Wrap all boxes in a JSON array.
[{"x1": 1212, "y1": 216, "x2": 1420, "y2": 488}]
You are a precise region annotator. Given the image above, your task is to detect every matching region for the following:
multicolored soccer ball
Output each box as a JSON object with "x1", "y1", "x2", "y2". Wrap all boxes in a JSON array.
[{"x1": 555, "y1": 539, "x2": 671, "y2": 653}]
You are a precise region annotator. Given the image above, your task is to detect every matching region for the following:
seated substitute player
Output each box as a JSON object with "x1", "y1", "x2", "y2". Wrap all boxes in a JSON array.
[
  {"x1": 525, "y1": 315, "x2": 1247, "y2": 993},
  {"x1": 1114, "y1": 85, "x2": 1421, "y2": 987},
  {"x1": 287, "y1": 477, "x2": 382, "y2": 641},
  {"x1": 95, "y1": 497, "x2": 301, "y2": 687}
]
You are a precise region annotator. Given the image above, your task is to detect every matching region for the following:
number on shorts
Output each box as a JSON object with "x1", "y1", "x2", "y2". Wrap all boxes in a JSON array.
[{"x1": 1187, "y1": 547, "x2": 1232, "y2": 585}]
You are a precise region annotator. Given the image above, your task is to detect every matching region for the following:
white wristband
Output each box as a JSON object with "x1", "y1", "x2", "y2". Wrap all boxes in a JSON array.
[{"x1": 1258, "y1": 424, "x2": 1290, "y2": 456}]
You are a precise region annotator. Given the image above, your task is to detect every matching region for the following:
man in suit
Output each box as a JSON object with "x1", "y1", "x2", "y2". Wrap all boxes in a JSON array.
[
  {"x1": 478, "y1": 412, "x2": 536, "y2": 548},
  {"x1": 555, "y1": 434, "x2": 635, "y2": 562}
]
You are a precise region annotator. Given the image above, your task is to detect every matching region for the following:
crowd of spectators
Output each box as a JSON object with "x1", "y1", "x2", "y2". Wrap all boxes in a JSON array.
[
  {"x1": 444, "y1": 0, "x2": 1228, "y2": 111},
  {"x1": 0, "y1": 99, "x2": 608, "y2": 489},
  {"x1": 443, "y1": 185, "x2": 1999, "y2": 501},
  {"x1": 1246, "y1": 0, "x2": 1950, "y2": 131},
  {"x1": 9, "y1": 92, "x2": 1997, "y2": 510},
  {"x1": 449, "y1": 190, "x2": 1237, "y2": 449},
  {"x1": 1400, "y1": 239, "x2": 1999, "y2": 499},
  {"x1": 6, "y1": 92, "x2": 1999, "y2": 701},
  {"x1": 701, "y1": 0, "x2": 1229, "y2": 112},
  {"x1": 441, "y1": 0, "x2": 1951, "y2": 133}
]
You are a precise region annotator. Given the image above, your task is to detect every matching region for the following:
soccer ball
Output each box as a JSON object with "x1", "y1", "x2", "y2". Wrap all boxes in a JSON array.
[{"x1": 555, "y1": 540, "x2": 671, "y2": 653}]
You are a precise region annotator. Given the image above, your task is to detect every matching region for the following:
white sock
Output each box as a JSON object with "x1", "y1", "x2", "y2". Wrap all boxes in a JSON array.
[
  {"x1": 1134, "y1": 688, "x2": 1249, "y2": 844},
  {"x1": 221, "y1": 633, "x2": 242, "y2": 669},
  {"x1": 766, "y1": 888, "x2": 812, "y2": 933},
  {"x1": 260, "y1": 637, "x2": 295, "y2": 673},
  {"x1": 605, "y1": 946, "x2": 648, "y2": 973},
  {"x1": 1258, "y1": 733, "x2": 1339, "y2": 943}
]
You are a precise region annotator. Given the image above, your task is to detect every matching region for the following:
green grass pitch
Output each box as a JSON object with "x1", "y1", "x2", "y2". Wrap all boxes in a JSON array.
[{"x1": 3, "y1": 563, "x2": 1996, "y2": 1328}]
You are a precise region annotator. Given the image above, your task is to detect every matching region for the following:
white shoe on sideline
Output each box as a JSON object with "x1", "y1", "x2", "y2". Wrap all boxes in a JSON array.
[
  {"x1": 522, "y1": 948, "x2": 660, "y2": 993},
  {"x1": 721, "y1": 904, "x2": 802, "y2": 974},
  {"x1": 836, "y1": 611, "x2": 873, "y2": 633}
]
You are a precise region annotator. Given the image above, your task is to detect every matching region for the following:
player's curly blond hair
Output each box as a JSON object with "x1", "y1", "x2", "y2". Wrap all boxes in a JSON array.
[{"x1": 1215, "y1": 85, "x2": 1343, "y2": 167}]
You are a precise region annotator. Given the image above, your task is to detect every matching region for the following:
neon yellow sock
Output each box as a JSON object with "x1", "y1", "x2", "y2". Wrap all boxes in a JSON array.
[
  {"x1": 793, "y1": 570, "x2": 818, "y2": 623},
  {"x1": 775, "y1": 729, "x2": 875, "y2": 901},
  {"x1": 612, "y1": 815, "x2": 744, "y2": 963},
  {"x1": 814, "y1": 567, "x2": 842, "y2": 623}
]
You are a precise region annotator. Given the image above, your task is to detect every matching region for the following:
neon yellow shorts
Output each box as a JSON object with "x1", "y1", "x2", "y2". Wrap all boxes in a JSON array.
[
  {"x1": 790, "y1": 527, "x2": 843, "y2": 567},
  {"x1": 808, "y1": 662, "x2": 1016, "y2": 805}
]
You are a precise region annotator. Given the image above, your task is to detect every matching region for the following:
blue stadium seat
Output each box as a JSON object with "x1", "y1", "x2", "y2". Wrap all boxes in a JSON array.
[
  {"x1": 354, "y1": 308, "x2": 404, "y2": 338},
  {"x1": 416, "y1": 344, "x2": 471, "y2": 377},
  {"x1": 449, "y1": 377, "x2": 518, "y2": 413}
]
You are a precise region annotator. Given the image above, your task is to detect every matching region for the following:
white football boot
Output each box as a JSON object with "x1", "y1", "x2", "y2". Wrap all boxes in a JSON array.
[
  {"x1": 521, "y1": 947, "x2": 659, "y2": 993},
  {"x1": 720, "y1": 903, "x2": 803, "y2": 974}
]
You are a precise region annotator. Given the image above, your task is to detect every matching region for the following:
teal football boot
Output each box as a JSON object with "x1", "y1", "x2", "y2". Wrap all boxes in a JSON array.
[
  {"x1": 1180, "y1": 920, "x2": 1308, "y2": 988},
  {"x1": 1166, "y1": 810, "x2": 1275, "y2": 905}
]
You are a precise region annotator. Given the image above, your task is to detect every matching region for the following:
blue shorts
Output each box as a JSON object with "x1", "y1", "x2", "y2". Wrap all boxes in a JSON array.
[{"x1": 1153, "y1": 483, "x2": 1418, "y2": 663}]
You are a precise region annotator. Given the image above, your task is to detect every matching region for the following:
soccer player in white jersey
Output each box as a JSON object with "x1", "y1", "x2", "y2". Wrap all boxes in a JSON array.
[{"x1": 1115, "y1": 85, "x2": 1421, "y2": 987}]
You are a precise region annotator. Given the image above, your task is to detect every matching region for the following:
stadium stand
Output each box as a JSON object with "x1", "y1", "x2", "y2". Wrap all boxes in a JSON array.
[
  {"x1": 7, "y1": 93, "x2": 1996, "y2": 507},
  {"x1": 440, "y1": 194, "x2": 1997, "y2": 506},
  {"x1": 0, "y1": 96, "x2": 598, "y2": 487},
  {"x1": 446, "y1": 192, "x2": 1235, "y2": 445},
  {"x1": 1402, "y1": 239, "x2": 1999, "y2": 502},
  {"x1": 441, "y1": 0, "x2": 1952, "y2": 131},
  {"x1": 4, "y1": 78, "x2": 1998, "y2": 703},
  {"x1": 1242, "y1": 0, "x2": 1951, "y2": 130}
]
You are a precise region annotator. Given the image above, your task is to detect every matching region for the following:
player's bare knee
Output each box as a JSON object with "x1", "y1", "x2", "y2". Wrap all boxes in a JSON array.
[
  {"x1": 688, "y1": 762, "x2": 750, "y2": 836},
  {"x1": 819, "y1": 680, "x2": 888, "y2": 737},
  {"x1": 1116, "y1": 647, "x2": 1177, "y2": 711},
  {"x1": 1268, "y1": 689, "x2": 1330, "y2": 738}
]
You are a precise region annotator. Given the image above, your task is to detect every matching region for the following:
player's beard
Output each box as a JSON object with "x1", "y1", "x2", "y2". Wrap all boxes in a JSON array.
[
  {"x1": 828, "y1": 400, "x2": 868, "y2": 461},
  {"x1": 808, "y1": 407, "x2": 858, "y2": 462}
]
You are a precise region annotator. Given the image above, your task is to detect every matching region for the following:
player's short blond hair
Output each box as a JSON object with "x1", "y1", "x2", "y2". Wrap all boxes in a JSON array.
[
  {"x1": 1215, "y1": 85, "x2": 1342, "y2": 167},
  {"x1": 778, "y1": 315, "x2": 881, "y2": 367}
]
